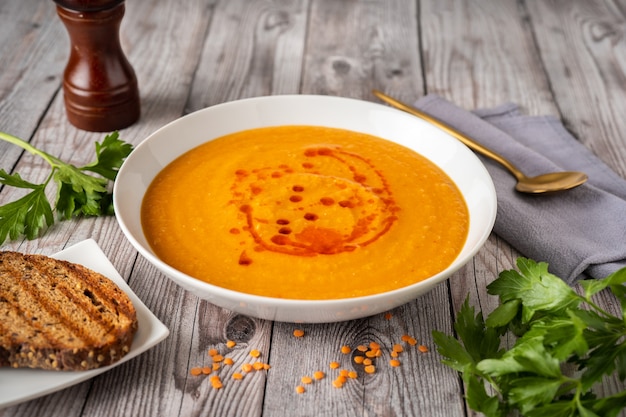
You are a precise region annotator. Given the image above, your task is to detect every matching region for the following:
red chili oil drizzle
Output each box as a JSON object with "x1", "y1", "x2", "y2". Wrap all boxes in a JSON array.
[{"x1": 231, "y1": 146, "x2": 399, "y2": 264}]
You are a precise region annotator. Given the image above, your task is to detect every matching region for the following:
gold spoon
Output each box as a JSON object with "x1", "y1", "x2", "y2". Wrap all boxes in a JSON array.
[{"x1": 372, "y1": 90, "x2": 588, "y2": 194}]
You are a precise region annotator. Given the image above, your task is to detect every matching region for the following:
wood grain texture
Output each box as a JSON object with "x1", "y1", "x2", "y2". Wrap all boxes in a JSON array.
[
  {"x1": 1, "y1": 0, "x2": 625, "y2": 416},
  {"x1": 0, "y1": 1, "x2": 65, "y2": 147},
  {"x1": 303, "y1": 0, "x2": 423, "y2": 102},
  {"x1": 526, "y1": 0, "x2": 626, "y2": 176},
  {"x1": 187, "y1": 0, "x2": 309, "y2": 110},
  {"x1": 420, "y1": 0, "x2": 558, "y2": 114}
]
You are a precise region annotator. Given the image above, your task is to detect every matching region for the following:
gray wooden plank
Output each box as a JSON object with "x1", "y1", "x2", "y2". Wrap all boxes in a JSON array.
[
  {"x1": 302, "y1": 0, "x2": 423, "y2": 102},
  {"x1": 187, "y1": 0, "x2": 310, "y2": 111},
  {"x1": 420, "y1": 0, "x2": 558, "y2": 114},
  {"x1": 0, "y1": 0, "x2": 65, "y2": 154},
  {"x1": 526, "y1": 0, "x2": 626, "y2": 175}
]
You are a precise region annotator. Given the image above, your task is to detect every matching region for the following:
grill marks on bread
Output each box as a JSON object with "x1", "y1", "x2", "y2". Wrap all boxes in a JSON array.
[{"x1": 0, "y1": 252, "x2": 138, "y2": 371}]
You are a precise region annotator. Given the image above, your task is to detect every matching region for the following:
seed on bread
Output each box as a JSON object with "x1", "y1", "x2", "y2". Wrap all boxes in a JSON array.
[{"x1": 0, "y1": 251, "x2": 138, "y2": 371}]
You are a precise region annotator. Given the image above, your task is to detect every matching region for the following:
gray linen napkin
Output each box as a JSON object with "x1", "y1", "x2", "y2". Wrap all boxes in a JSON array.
[{"x1": 414, "y1": 94, "x2": 626, "y2": 283}]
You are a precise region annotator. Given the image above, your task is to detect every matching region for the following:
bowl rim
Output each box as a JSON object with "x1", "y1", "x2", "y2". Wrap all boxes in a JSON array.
[{"x1": 113, "y1": 94, "x2": 497, "y2": 318}]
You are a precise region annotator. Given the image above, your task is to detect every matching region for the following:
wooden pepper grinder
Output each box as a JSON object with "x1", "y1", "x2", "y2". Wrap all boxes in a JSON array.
[{"x1": 54, "y1": 0, "x2": 140, "y2": 132}]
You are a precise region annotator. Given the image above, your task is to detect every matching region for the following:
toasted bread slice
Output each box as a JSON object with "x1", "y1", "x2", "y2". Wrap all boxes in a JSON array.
[{"x1": 0, "y1": 251, "x2": 138, "y2": 371}]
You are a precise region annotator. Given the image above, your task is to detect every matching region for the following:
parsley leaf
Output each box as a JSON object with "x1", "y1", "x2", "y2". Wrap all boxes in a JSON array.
[
  {"x1": 487, "y1": 258, "x2": 582, "y2": 323},
  {"x1": 0, "y1": 131, "x2": 133, "y2": 244},
  {"x1": 434, "y1": 258, "x2": 626, "y2": 416}
]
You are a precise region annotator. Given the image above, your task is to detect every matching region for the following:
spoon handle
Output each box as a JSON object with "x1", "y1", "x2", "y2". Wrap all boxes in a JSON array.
[{"x1": 372, "y1": 90, "x2": 524, "y2": 180}]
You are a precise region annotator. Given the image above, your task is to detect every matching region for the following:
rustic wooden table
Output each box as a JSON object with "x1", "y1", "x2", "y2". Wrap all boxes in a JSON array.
[{"x1": 1, "y1": 0, "x2": 625, "y2": 416}]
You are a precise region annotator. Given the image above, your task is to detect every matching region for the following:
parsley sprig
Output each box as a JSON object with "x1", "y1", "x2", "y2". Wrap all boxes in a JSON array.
[
  {"x1": 0, "y1": 131, "x2": 133, "y2": 244},
  {"x1": 434, "y1": 258, "x2": 626, "y2": 417}
]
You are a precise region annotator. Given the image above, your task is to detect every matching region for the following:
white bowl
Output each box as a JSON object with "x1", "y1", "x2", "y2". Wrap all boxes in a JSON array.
[{"x1": 113, "y1": 95, "x2": 496, "y2": 323}]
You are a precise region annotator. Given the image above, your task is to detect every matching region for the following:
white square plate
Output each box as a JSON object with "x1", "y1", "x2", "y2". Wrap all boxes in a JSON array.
[{"x1": 0, "y1": 239, "x2": 170, "y2": 409}]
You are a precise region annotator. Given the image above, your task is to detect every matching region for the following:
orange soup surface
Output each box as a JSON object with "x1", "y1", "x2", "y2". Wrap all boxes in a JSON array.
[{"x1": 141, "y1": 126, "x2": 469, "y2": 299}]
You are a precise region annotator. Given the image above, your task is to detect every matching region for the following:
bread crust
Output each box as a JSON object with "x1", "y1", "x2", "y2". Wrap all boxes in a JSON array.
[{"x1": 0, "y1": 251, "x2": 138, "y2": 371}]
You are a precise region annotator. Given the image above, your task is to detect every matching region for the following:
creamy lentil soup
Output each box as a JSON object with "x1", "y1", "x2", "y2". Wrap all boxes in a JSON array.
[{"x1": 141, "y1": 126, "x2": 469, "y2": 299}]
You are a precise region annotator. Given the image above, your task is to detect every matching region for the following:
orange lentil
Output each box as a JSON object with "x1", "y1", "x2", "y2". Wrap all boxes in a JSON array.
[
  {"x1": 190, "y1": 367, "x2": 202, "y2": 376},
  {"x1": 301, "y1": 376, "x2": 313, "y2": 384},
  {"x1": 354, "y1": 356, "x2": 364, "y2": 364},
  {"x1": 224, "y1": 357, "x2": 234, "y2": 366},
  {"x1": 208, "y1": 348, "x2": 219, "y2": 357},
  {"x1": 356, "y1": 345, "x2": 368, "y2": 352},
  {"x1": 250, "y1": 349, "x2": 261, "y2": 358},
  {"x1": 212, "y1": 354, "x2": 224, "y2": 362},
  {"x1": 295, "y1": 385, "x2": 305, "y2": 394},
  {"x1": 364, "y1": 365, "x2": 376, "y2": 374},
  {"x1": 393, "y1": 344, "x2": 404, "y2": 353},
  {"x1": 332, "y1": 379, "x2": 344, "y2": 388},
  {"x1": 212, "y1": 363, "x2": 221, "y2": 371},
  {"x1": 226, "y1": 340, "x2": 236, "y2": 348},
  {"x1": 202, "y1": 366, "x2": 212, "y2": 375},
  {"x1": 313, "y1": 371, "x2": 325, "y2": 380},
  {"x1": 390, "y1": 359, "x2": 401, "y2": 367},
  {"x1": 329, "y1": 361, "x2": 340, "y2": 369},
  {"x1": 340, "y1": 345, "x2": 351, "y2": 354},
  {"x1": 253, "y1": 362, "x2": 264, "y2": 371},
  {"x1": 232, "y1": 373, "x2": 243, "y2": 380},
  {"x1": 293, "y1": 329, "x2": 305, "y2": 338},
  {"x1": 336, "y1": 375, "x2": 347, "y2": 384},
  {"x1": 339, "y1": 369, "x2": 349, "y2": 377},
  {"x1": 263, "y1": 363, "x2": 271, "y2": 370},
  {"x1": 242, "y1": 363, "x2": 253, "y2": 373},
  {"x1": 418, "y1": 345, "x2": 429, "y2": 353},
  {"x1": 211, "y1": 378, "x2": 223, "y2": 389},
  {"x1": 390, "y1": 351, "x2": 399, "y2": 358},
  {"x1": 403, "y1": 335, "x2": 418, "y2": 346},
  {"x1": 369, "y1": 342, "x2": 380, "y2": 350},
  {"x1": 363, "y1": 358, "x2": 372, "y2": 366},
  {"x1": 348, "y1": 370, "x2": 358, "y2": 379},
  {"x1": 365, "y1": 350, "x2": 378, "y2": 358}
]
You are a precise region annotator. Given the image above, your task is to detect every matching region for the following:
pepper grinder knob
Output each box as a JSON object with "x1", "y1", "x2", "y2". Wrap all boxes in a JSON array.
[{"x1": 54, "y1": 0, "x2": 140, "y2": 132}]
